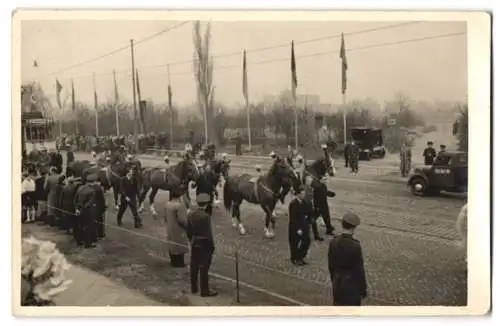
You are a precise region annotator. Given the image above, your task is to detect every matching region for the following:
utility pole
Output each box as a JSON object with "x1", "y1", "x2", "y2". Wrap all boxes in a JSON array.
[{"x1": 130, "y1": 39, "x2": 139, "y2": 153}]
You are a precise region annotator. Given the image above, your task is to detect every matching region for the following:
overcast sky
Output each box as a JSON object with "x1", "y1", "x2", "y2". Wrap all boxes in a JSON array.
[{"x1": 21, "y1": 20, "x2": 467, "y2": 109}]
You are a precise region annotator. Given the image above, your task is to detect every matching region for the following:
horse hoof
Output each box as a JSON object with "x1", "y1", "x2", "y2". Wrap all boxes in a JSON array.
[
  {"x1": 115, "y1": 205, "x2": 119, "y2": 210},
  {"x1": 231, "y1": 219, "x2": 238, "y2": 228},
  {"x1": 238, "y1": 225, "x2": 246, "y2": 235}
]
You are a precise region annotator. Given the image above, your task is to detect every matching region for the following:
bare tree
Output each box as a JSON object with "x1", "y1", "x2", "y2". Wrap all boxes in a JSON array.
[{"x1": 193, "y1": 21, "x2": 217, "y2": 145}]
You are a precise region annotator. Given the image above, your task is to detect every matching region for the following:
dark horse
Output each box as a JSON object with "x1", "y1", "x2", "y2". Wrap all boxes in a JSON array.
[
  {"x1": 299, "y1": 148, "x2": 337, "y2": 238},
  {"x1": 223, "y1": 155, "x2": 298, "y2": 238},
  {"x1": 138, "y1": 157, "x2": 200, "y2": 216}
]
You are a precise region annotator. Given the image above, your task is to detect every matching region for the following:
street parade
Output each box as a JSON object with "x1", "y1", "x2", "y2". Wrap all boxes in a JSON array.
[{"x1": 17, "y1": 18, "x2": 478, "y2": 309}]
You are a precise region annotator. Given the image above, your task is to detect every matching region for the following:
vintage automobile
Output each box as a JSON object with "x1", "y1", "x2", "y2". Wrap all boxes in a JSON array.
[
  {"x1": 407, "y1": 151, "x2": 468, "y2": 196},
  {"x1": 350, "y1": 127, "x2": 386, "y2": 160}
]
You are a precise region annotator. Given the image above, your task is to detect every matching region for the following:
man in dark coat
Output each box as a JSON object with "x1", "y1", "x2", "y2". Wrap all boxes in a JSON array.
[
  {"x1": 50, "y1": 149, "x2": 64, "y2": 174},
  {"x1": 34, "y1": 172, "x2": 48, "y2": 223},
  {"x1": 186, "y1": 193, "x2": 217, "y2": 297},
  {"x1": 66, "y1": 150, "x2": 75, "y2": 175},
  {"x1": 423, "y1": 141, "x2": 437, "y2": 165},
  {"x1": 193, "y1": 163, "x2": 216, "y2": 216},
  {"x1": 343, "y1": 143, "x2": 351, "y2": 168},
  {"x1": 60, "y1": 176, "x2": 83, "y2": 234},
  {"x1": 288, "y1": 186, "x2": 313, "y2": 265},
  {"x1": 349, "y1": 141, "x2": 360, "y2": 174},
  {"x1": 74, "y1": 174, "x2": 102, "y2": 248},
  {"x1": 328, "y1": 212, "x2": 367, "y2": 306},
  {"x1": 116, "y1": 168, "x2": 142, "y2": 228}
]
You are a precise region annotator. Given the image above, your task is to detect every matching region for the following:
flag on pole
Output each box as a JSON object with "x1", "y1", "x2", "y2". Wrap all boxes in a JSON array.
[
  {"x1": 55, "y1": 79, "x2": 63, "y2": 109},
  {"x1": 340, "y1": 33, "x2": 348, "y2": 95},
  {"x1": 113, "y1": 70, "x2": 119, "y2": 104},
  {"x1": 136, "y1": 69, "x2": 145, "y2": 133},
  {"x1": 71, "y1": 80, "x2": 76, "y2": 112},
  {"x1": 291, "y1": 41, "x2": 298, "y2": 98},
  {"x1": 242, "y1": 49, "x2": 248, "y2": 102},
  {"x1": 135, "y1": 69, "x2": 142, "y2": 100},
  {"x1": 168, "y1": 85, "x2": 173, "y2": 108},
  {"x1": 94, "y1": 89, "x2": 99, "y2": 111}
]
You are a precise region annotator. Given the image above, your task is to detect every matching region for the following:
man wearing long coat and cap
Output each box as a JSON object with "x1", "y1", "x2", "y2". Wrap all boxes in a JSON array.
[
  {"x1": 164, "y1": 187, "x2": 189, "y2": 267},
  {"x1": 186, "y1": 193, "x2": 217, "y2": 297},
  {"x1": 328, "y1": 212, "x2": 367, "y2": 306}
]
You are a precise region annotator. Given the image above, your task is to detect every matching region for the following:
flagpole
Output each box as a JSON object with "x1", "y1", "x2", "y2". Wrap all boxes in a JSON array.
[
  {"x1": 343, "y1": 92, "x2": 347, "y2": 144},
  {"x1": 113, "y1": 70, "x2": 120, "y2": 136},
  {"x1": 93, "y1": 72, "x2": 99, "y2": 137},
  {"x1": 167, "y1": 64, "x2": 174, "y2": 150},
  {"x1": 243, "y1": 50, "x2": 251, "y2": 151},
  {"x1": 130, "y1": 39, "x2": 139, "y2": 153}
]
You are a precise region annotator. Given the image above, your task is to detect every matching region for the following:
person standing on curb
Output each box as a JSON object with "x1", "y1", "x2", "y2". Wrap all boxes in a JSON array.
[
  {"x1": 116, "y1": 168, "x2": 142, "y2": 228},
  {"x1": 164, "y1": 187, "x2": 189, "y2": 268},
  {"x1": 328, "y1": 212, "x2": 367, "y2": 306},
  {"x1": 186, "y1": 193, "x2": 217, "y2": 297},
  {"x1": 74, "y1": 174, "x2": 101, "y2": 248},
  {"x1": 288, "y1": 185, "x2": 313, "y2": 265}
]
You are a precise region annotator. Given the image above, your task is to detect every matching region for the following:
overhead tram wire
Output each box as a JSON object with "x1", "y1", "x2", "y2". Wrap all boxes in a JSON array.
[
  {"x1": 57, "y1": 29, "x2": 466, "y2": 83},
  {"x1": 43, "y1": 21, "x2": 191, "y2": 78},
  {"x1": 62, "y1": 21, "x2": 427, "y2": 82},
  {"x1": 149, "y1": 31, "x2": 468, "y2": 78},
  {"x1": 138, "y1": 21, "x2": 425, "y2": 70}
]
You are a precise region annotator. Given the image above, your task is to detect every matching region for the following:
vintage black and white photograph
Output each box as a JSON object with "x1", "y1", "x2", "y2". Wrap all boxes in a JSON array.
[{"x1": 12, "y1": 10, "x2": 491, "y2": 315}]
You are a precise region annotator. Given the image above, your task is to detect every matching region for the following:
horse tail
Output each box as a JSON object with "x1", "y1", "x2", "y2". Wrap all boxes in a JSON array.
[{"x1": 223, "y1": 180, "x2": 232, "y2": 212}]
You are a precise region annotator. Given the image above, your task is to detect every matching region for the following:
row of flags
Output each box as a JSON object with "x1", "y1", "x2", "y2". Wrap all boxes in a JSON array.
[
  {"x1": 53, "y1": 67, "x2": 174, "y2": 114},
  {"x1": 242, "y1": 33, "x2": 348, "y2": 102},
  {"x1": 49, "y1": 33, "x2": 348, "y2": 113}
]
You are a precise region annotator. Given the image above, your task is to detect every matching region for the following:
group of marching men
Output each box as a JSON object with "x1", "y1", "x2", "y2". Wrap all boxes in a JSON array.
[{"x1": 21, "y1": 142, "x2": 371, "y2": 304}]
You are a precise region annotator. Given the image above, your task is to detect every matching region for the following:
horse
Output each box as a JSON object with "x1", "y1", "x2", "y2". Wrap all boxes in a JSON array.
[
  {"x1": 138, "y1": 156, "x2": 200, "y2": 216},
  {"x1": 99, "y1": 157, "x2": 143, "y2": 209},
  {"x1": 222, "y1": 155, "x2": 299, "y2": 238}
]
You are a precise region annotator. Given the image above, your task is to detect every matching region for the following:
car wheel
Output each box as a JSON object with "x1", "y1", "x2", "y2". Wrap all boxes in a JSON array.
[
  {"x1": 410, "y1": 177, "x2": 427, "y2": 196},
  {"x1": 366, "y1": 153, "x2": 372, "y2": 161},
  {"x1": 380, "y1": 150, "x2": 386, "y2": 158}
]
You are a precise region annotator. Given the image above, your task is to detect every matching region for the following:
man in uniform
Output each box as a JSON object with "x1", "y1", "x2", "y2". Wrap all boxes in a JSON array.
[
  {"x1": 66, "y1": 148, "x2": 75, "y2": 176},
  {"x1": 288, "y1": 185, "x2": 313, "y2": 265},
  {"x1": 186, "y1": 193, "x2": 217, "y2": 297},
  {"x1": 423, "y1": 141, "x2": 436, "y2": 165},
  {"x1": 438, "y1": 144, "x2": 446, "y2": 156},
  {"x1": 74, "y1": 174, "x2": 101, "y2": 248},
  {"x1": 343, "y1": 142, "x2": 351, "y2": 168},
  {"x1": 60, "y1": 176, "x2": 83, "y2": 234},
  {"x1": 400, "y1": 142, "x2": 412, "y2": 177},
  {"x1": 117, "y1": 168, "x2": 142, "y2": 228},
  {"x1": 328, "y1": 212, "x2": 367, "y2": 306},
  {"x1": 349, "y1": 141, "x2": 360, "y2": 174}
]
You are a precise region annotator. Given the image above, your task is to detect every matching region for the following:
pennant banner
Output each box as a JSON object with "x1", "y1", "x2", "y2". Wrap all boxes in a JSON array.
[
  {"x1": 55, "y1": 79, "x2": 63, "y2": 109},
  {"x1": 242, "y1": 50, "x2": 248, "y2": 102},
  {"x1": 340, "y1": 33, "x2": 348, "y2": 95},
  {"x1": 291, "y1": 41, "x2": 298, "y2": 98}
]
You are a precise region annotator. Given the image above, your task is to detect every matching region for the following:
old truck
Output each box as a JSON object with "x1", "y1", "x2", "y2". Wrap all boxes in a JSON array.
[{"x1": 350, "y1": 126, "x2": 386, "y2": 160}]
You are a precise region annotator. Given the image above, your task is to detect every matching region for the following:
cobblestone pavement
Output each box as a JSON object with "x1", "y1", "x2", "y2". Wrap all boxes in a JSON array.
[{"x1": 72, "y1": 152, "x2": 467, "y2": 306}]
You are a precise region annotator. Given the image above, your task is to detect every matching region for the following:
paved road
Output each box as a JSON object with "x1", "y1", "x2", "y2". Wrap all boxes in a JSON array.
[{"x1": 73, "y1": 152, "x2": 467, "y2": 306}]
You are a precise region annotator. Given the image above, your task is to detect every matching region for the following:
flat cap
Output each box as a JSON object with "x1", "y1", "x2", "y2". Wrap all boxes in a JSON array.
[
  {"x1": 427, "y1": 141, "x2": 434, "y2": 145},
  {"x1": 196, "y1": 193, "x2": 211, "y2": 205},
  {"x1": 342, "y1": 212, "x2": 361, "y2": 227}
]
